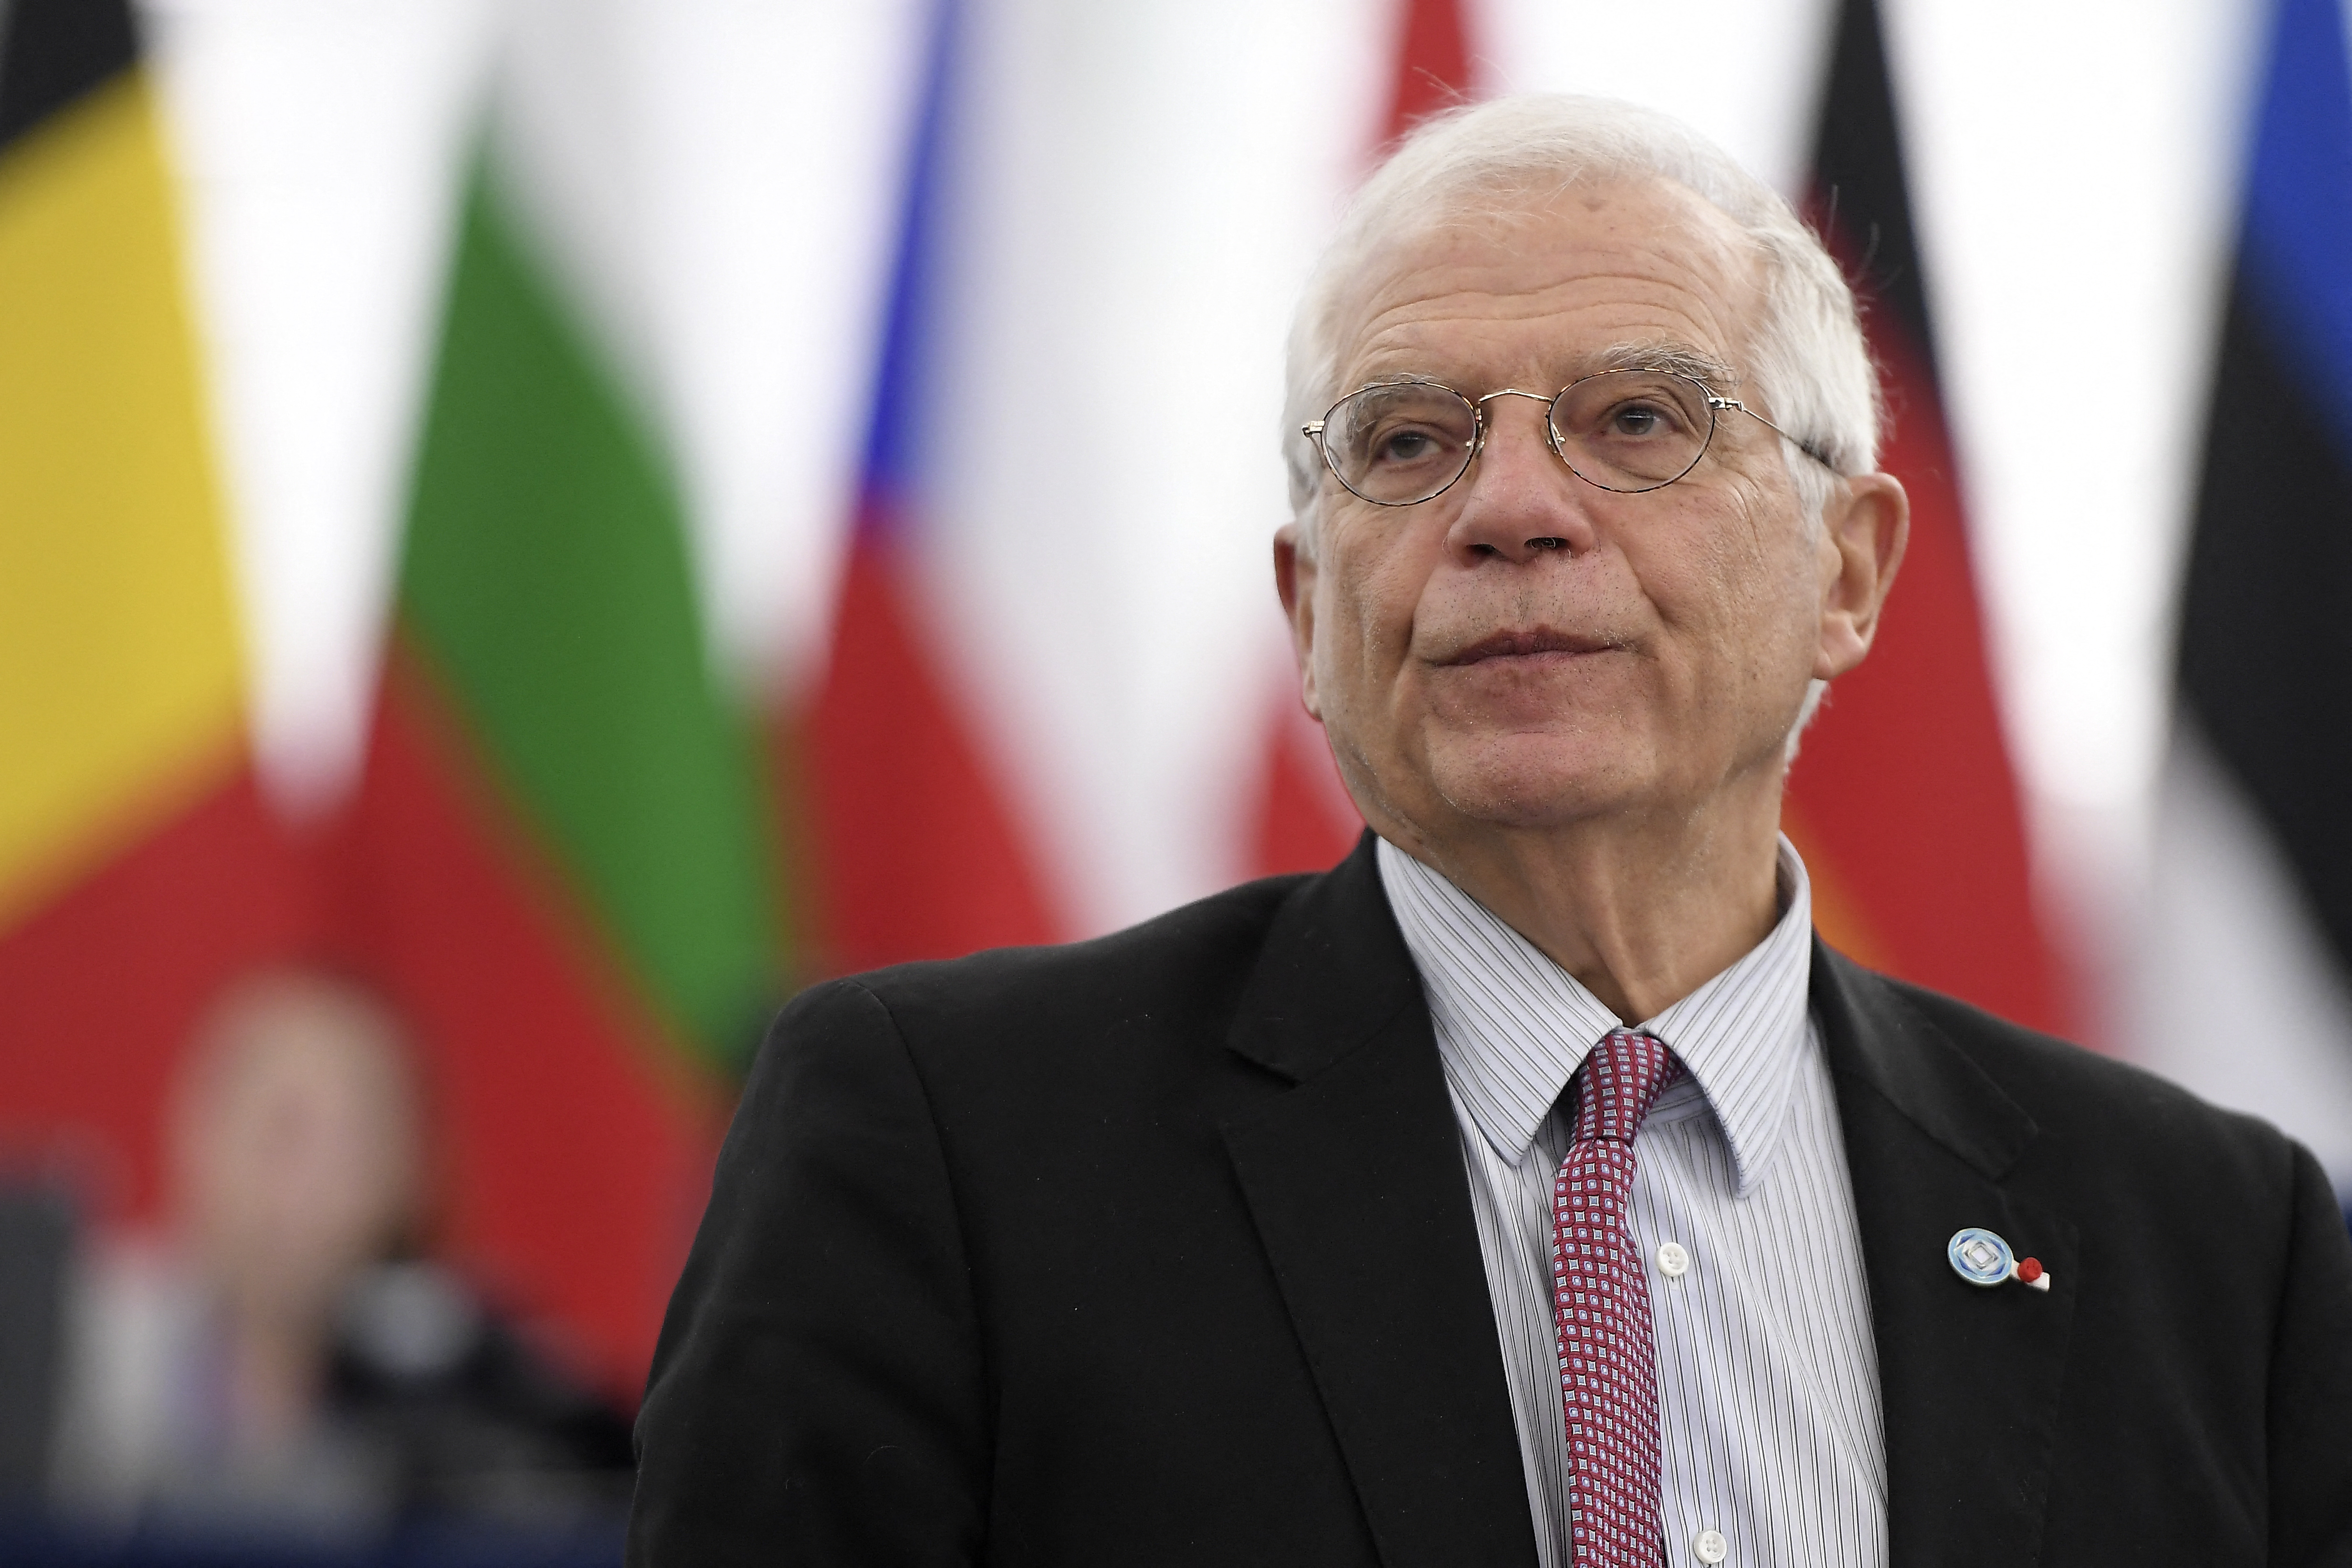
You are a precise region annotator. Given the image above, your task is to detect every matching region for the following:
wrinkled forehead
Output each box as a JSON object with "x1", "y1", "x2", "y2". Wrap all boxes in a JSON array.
[{"x1": 1327, "y1": 176, "x2": 1769, "y2": 391}]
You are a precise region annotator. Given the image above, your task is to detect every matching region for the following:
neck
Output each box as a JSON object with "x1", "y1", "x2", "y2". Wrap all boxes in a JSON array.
[
  {"x1": 205, "y1": 1253, "x2": 344, "y2": 1451},
  {"x1": 1380, "y1": 774, "x2": 1786, "y2": 1023},
  {"x1": 220, "y1": 1301, "x2": 327, "y2": 1450}
]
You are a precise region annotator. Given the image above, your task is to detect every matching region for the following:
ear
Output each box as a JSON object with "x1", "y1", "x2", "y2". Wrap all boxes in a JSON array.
[
  {"x1": 1272, "y1": 523, "x2": 1324, "y2": 719},
  {"x1": 1813, "y1": 471, "x2": 1909, "y2": 680}
]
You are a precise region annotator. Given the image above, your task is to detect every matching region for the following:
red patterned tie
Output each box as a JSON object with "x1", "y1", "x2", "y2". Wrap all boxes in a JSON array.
[{"x1": 1551, "y1": 1028, "x2": 1685, "y2": 1568}]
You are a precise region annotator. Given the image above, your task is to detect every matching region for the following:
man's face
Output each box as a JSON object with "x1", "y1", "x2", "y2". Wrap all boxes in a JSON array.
[{"x1": 1279, "y1": 178, "x2": 1875, "y2": 847}]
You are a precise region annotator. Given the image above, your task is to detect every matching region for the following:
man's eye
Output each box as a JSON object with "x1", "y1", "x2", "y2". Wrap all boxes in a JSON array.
[
  {"x1": 1608, "y1": 402, "x2": 1669, "y2": 437},
  {"x1": 1373, "y1": 427, "x2": 1448, "y2": 463}
]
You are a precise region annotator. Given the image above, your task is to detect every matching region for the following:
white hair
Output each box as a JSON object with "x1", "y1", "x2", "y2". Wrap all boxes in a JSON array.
[{"x1": 1281, "y1": 93, "x2": 1882, "y2": 750}]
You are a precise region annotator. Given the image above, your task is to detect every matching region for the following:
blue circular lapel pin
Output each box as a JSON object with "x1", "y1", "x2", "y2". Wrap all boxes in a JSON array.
[{"x1": 1948, "y1": 1226, "x2": 2015, "y2": 1286}]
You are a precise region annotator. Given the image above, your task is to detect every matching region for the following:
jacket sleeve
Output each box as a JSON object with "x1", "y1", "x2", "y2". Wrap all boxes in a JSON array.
[
  {"x1": 627, "y1": 979, "x2": 989, "y2": 1566},
  {"x1": 2267, "y1": 1141, "x2": 2352, "y2": 1567}
]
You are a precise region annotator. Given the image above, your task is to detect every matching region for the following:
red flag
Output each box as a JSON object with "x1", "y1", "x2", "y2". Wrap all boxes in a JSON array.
[
  {"x1": 793, "y1": 1, "x2": 1066, "y2": 974},
  {"x1": 1382, "y1": 0, "x2": 1470, "y2": 144},
  {"x1": 1790, "y1": 0, "x2": 2070, "y2": 1035}
]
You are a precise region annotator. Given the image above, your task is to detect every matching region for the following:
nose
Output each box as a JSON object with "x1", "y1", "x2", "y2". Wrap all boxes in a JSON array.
[{"x1": 1441, "y1": 391, "x2": 1599, "y2": 564}]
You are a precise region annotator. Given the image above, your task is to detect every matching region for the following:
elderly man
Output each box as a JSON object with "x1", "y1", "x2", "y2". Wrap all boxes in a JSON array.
[{"x1": 630, "y1": 97, "x2": 2352, "y2": 1566}]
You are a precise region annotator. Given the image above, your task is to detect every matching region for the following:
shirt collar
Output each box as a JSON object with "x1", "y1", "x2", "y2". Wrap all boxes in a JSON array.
[{"x1": 1376, "y1": 834, "x2": 1817, "y2": 1196}]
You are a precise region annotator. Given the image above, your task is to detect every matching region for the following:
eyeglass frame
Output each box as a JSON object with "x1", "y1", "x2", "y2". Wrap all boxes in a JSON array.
[{"x1": 1299, "y1": 367, "x2": 1839, "y2": 506}]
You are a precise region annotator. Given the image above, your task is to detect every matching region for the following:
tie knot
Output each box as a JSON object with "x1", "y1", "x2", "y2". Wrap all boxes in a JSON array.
[{"x1": 1570, "y1": 1028, "x2": 1684, "y2": 1145}]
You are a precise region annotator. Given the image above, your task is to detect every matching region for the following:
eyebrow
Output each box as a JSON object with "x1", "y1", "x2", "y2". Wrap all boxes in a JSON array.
[
  {"x1": 1583, "y1": 340, "x2": 1739, "y2": 388},
  {"x1": 1348, "y1": 340, "x2": 1743, "y2": 396}
]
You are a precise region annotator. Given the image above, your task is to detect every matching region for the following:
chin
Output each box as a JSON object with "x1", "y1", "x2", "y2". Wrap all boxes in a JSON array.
[{"x1": 1424, "y1": 735, "x2": 1643, "y2": 830}]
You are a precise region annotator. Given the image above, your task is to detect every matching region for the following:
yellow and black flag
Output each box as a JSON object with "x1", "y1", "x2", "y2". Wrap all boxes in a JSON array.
[{"x1": 0, "y1": 1, "x2": 309, "y2": 1225}]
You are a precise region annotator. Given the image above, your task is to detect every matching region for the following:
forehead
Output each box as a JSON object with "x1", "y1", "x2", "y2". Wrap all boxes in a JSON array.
[{"x1": 1331, "y1": 177, "x2": 1764, "y2": 388}]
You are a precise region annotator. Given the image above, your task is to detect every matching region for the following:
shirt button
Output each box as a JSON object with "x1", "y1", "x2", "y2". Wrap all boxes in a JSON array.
[
  {"x1": 1657, "y1": 1240, "x2": 1691, "y2": 1278},
  {"x1": 1694, "y1": 1528, "x2": 1728, "y2": 1563}
]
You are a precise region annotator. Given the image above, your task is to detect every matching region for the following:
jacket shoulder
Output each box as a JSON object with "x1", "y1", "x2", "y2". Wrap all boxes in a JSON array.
[
  {"x1": 810, "y1": 871, "x2": 1316, "y2": 1052},
  {"x1": 1867, "y1": 967, "x2": 2305, "y2": 1185}
]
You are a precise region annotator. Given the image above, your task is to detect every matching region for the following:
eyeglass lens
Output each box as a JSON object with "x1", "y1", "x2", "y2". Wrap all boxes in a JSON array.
[{"x1": 1319, "y1": 369, "x2": 1719, "y2": 504}]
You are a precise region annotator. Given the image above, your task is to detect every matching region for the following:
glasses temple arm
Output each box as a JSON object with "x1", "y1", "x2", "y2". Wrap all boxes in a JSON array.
[{"x1": 1709, "y1": 397, "x2": 1840, "y2": 474}]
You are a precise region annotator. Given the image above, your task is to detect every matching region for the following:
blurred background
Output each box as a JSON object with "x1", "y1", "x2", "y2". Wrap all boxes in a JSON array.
[{"x1": 3, "y1": 0, "x2": 2349, "y2": 1558}]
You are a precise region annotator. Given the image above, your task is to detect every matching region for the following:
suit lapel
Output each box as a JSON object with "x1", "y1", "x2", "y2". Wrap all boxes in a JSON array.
[
  {"x1": 1223, "y1": 836, "x2": 1539, "y2": 1568},
  {"x1": 1814, "y1": 944, "x2": 2078, "y2": 1567},
  {"x1": 1218, "y1": 852, "x2": 2082, "y2": 1565}
]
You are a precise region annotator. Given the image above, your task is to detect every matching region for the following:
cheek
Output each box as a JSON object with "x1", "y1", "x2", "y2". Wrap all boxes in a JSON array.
[
  {"x1": 1317, "y1": 528, "x2": 1431, "y2": 684},
  {"x1": 1651, "y1": 496, "x2": 1816, "y2": 669}
]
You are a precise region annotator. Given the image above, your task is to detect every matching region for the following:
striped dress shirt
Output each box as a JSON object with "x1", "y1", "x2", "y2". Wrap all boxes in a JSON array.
[{"x1": 1376, "y1": 836, "x2": 1887, "y2": 1568}]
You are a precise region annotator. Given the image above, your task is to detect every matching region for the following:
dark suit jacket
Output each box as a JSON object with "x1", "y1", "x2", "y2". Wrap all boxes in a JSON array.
[{"x1": 629, "y1": 835, "x2": 2352, "y2": 1566}]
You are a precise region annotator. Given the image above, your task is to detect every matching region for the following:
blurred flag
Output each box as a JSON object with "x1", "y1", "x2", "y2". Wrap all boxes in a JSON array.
[
  {"x1": 0, "y1": 0, "x2": 309, "y2": 1219},
  {"x1": 2134, "y1": 0, "x2": 2352, "y2": 1195},
  {"x1": 330, "y1": 81, "x2": 779, "y2": 1389},
  {"x1": 1245, "y1": 0, "x2": 1463, "y2": 879},
  {"x1": 798, "y1": 0, "x2": 1064, "y2": 975},
  {"x1": 1785, "y1": 0, "x2": 2071, "y2": 1037}
]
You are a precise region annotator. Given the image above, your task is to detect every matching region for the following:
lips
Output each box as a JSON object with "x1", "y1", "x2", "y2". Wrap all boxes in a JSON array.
[{"x1": 1436, "y1": 627, "x2": 1620, "y2": 665}]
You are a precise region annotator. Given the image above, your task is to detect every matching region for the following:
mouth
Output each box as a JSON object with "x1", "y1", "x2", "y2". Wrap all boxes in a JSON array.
[{"x1": 1435, "y1": 627, "x2": 1622, "y2": 666}]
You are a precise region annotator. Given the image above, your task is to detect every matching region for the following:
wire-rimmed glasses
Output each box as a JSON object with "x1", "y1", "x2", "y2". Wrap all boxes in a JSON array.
[{"x1": 1300, "y1": 367, "x2": 1833, "y2": 506}]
